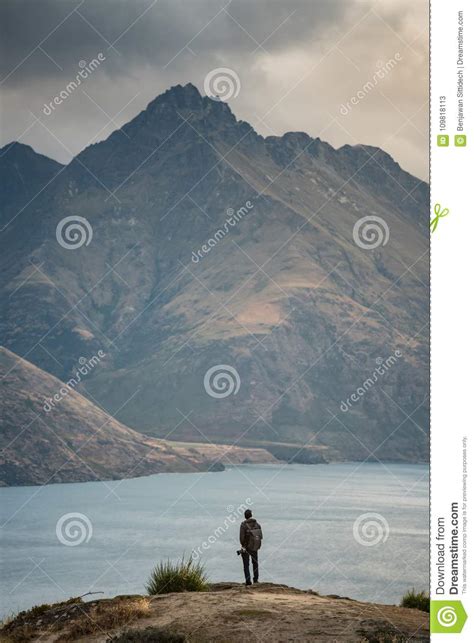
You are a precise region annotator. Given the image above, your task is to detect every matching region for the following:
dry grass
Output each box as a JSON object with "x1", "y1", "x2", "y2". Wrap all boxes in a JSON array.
[
  {"x1": 0, "y1": 597, "x2": 150, "y2": 642},
  {"x1": 62, "y1": 597, "x2": 150, "y2": 640},
  {"x1": 0, "y1": 597, "x2": 83, "y2": 642},
  {"x1": 0, "y1": 625, "x2": 36, "y2": 642}
]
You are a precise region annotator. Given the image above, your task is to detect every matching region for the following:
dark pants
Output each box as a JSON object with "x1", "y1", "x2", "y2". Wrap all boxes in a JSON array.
[{"x1": 242, "y1": 549, "x2": 259, "y2": 584}]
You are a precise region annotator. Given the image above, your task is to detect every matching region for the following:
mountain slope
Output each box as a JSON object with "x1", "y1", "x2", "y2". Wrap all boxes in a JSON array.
[
  {"x1": 0, "y1": 347, "x2": 275, "y2": 486},
  {"x1": 0, "y1": 142, "x2": 64, "y2": 229},
  {"x1": 0, "y1": 83, "x2": 429, "y2": 463}
]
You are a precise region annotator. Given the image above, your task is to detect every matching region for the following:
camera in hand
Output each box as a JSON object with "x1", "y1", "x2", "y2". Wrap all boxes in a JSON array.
[{"x1": 236, "y1": 548, "x2": 246, "y2": 556}]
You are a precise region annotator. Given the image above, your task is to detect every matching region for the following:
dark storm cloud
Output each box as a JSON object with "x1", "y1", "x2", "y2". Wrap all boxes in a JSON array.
[
  {"x1": 0, "y1": 0, "x2": 428, "y2": 179},
  {"x1": 0, "y1": 0, "x2": 354, "y2": 85}
]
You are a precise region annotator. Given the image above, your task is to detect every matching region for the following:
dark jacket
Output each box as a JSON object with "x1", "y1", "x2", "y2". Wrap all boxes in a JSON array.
[{"x1": 240, "y1": 517, "x2": 263, "y2": 550}]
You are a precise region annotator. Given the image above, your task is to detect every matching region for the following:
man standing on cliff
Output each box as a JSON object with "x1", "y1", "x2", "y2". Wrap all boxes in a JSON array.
[{"x1": 239, "y1": 509, "x2": 263, "y2": 586}]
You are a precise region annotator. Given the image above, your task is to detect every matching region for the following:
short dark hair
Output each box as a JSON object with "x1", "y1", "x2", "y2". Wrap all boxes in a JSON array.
[{"x1": 244, "y1": 509, "x2": 252, "y2": 519}]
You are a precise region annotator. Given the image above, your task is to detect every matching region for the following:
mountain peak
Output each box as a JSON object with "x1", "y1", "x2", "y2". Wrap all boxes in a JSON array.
[
  {"x1": 0, "y1": 143, "x2": 63, "y2": 227},
  {"x1": 105, "y1": 80, "x2": 241, "y2": 149},
  {"x1": 157, "y1": 82, "x2": 203, "y2": 107},
  {"x1": 0, "y1": 141, "x2": 62, "y2": 165},
  {"x1": 0, "y1": 141, "x2": 62, "y2": 170},
  {"x1": 149, "y1": 81, "x2": 236, "y2": 120},
  {"x1": 0, "y1": 141, "x2": 32, "y2": 156}
]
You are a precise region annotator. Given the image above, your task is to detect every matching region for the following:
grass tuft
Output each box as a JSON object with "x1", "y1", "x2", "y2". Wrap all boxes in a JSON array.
[
  {"x1": 145, "y1": 556, "x2": 208, "y2": 595},
  {"x1": 400, "y1": 589, "x2": 430, "y2": 612}
]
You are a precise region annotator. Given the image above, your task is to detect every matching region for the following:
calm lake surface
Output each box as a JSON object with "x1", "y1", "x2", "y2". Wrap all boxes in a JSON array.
[{"x1": 0, "y1": 463, "x2": 428, "y2": 617}]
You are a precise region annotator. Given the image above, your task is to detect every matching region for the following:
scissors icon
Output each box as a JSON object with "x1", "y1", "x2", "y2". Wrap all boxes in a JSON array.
[{"x1": 430, "y1": 203, "x2": 449, "y2": 233}]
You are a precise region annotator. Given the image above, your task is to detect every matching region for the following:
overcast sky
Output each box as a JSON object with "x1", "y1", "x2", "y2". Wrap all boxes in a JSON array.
[{"x1": 0, "y1": 0, "x2": 428, "y2": 179}]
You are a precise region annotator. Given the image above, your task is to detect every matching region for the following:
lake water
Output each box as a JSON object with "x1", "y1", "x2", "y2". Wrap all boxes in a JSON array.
[{"x1": 0, "y1": 463, "x2": 428, "y2": 618}]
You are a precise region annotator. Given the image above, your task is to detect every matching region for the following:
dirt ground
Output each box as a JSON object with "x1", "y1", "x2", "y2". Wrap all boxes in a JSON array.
[{"x1": 1, "y1": 583, "x2": 429, "y2": 643}]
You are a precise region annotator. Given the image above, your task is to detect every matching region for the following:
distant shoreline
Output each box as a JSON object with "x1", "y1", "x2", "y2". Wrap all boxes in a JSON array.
[{"x1": 0, "y1": 460, "x2": 429, "y2": 490}]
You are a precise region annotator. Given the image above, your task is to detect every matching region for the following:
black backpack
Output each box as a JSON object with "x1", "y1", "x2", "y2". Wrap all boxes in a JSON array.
[{"x1": 246, "y1": 522, "x2": 263, "y2": 551}]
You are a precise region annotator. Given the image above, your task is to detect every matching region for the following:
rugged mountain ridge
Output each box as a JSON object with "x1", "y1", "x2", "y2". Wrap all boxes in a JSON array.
[{"x1": 0, "y1": 83, "x2": 429, "y2": 463}]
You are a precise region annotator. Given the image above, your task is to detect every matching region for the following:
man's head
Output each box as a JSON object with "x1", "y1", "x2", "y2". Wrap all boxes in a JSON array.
[{"x1": 244, "y1": 509, "x2": 252, "y2": 519}]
